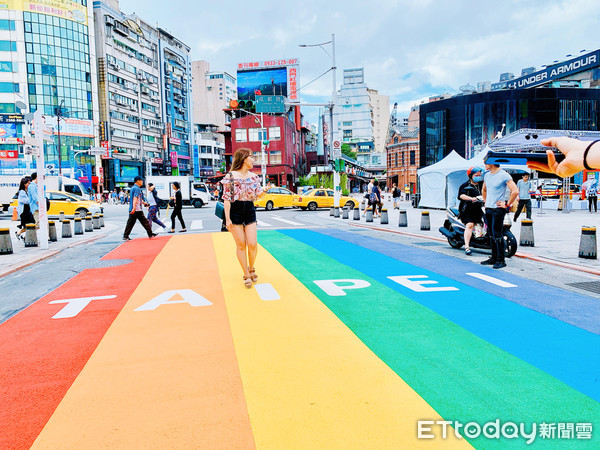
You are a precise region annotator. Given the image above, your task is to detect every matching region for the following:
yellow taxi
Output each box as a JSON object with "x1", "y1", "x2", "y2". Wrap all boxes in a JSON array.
[
  {"x1": 292, "y1": 188, "x2": 357, "y2": 211},
  {"x1": 254, "y1": 187, "x2": 295, "y2": 210},
  {"x1": 12, "y1": 190, "x2": 103, "y2": 218}
]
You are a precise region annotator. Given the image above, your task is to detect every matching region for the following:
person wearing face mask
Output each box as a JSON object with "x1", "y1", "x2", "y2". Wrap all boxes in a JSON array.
[{"x1": 457, "y1": 167, "x2": 484, "y2": 256}]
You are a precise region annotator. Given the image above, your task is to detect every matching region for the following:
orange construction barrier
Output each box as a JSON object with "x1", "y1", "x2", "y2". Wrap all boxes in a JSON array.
[{"x1": 11, "y1": 207, "x2": 18, "y2": 221}]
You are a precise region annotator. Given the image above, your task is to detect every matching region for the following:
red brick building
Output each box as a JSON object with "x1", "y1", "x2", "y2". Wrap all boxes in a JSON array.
[
  {"x1": 224, "y1": 112, "x2": 307, "y2": 191},
  {"x1": 386, "y1": 130, "x2": 419, "y2": 195}
]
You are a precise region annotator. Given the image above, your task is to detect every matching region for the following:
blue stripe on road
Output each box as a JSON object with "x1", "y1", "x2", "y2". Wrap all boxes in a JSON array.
[
  {"x1": 319, "y1": 228, "x2": 600, "y2": 336},
  {"x1": 280, "y1": 228, "x2": 600, "y2": 403}
]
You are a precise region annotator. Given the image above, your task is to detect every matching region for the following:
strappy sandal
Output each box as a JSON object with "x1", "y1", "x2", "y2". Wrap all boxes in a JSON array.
[
  {"x1": 243, "y1": 275, "x2": 253, "y2": 289},
  {"x1": 249, "y1": 267, "x2": 258, "y2": 283}
]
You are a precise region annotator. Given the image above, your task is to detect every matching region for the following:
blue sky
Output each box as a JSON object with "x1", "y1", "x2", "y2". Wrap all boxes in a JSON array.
[{"x1": 120, "y1": 0, "x2": 600, "y2": 125}]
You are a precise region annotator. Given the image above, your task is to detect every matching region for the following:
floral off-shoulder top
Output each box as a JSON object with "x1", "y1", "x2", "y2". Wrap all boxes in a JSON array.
[{"x1": 221, "y1": 173, "x2": 263, "y2": 202}]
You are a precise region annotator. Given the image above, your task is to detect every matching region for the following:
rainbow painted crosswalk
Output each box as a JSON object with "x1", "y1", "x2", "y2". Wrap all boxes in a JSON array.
[{"x1": 1, "y1": 229, "x2": 598, "y2": 449}]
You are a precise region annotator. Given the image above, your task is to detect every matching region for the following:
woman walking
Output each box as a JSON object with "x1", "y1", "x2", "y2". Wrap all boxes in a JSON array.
[
  {"x1": 16, "y1": 177, "x2": 34, "y2": 240},
  {"x1": 222, "y1": 148, "x2": 266, "y2": 288},
  {"x1": 147, "y1": 183, "x2": 167, "y2": 232},
  {"x1": 168, "y1": 182, "x2": 186, "y2": 233},
  {"x1": 369, "y1": 180, "x2": 382, "y2": 217}
]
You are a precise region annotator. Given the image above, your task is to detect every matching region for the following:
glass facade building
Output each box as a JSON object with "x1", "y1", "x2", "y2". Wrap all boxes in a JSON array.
[
  {"x1": 419, "y1": 88, "x2": 600, "y2": 166},
  {"x1": 23, "y1": 7, "x2": 96, "y2": 168}
]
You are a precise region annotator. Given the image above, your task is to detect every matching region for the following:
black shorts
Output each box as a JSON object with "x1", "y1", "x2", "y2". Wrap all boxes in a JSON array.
[{"x1": 230, "y1": 201, "x2": 256, "y2": 226}]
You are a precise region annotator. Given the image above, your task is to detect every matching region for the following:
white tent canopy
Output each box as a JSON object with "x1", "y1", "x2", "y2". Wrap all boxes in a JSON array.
[{"x1": 417, "y1": 150, "x2": 468, "y2": 209}]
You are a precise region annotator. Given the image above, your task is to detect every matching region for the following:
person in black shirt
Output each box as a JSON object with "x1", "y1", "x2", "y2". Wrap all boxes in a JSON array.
[
  {"x1": 168, "y1": 182, "x2": 187, "y2": 233},
  {"x1": 457, "y1": 167, "x2": 484, "y2": 255}
]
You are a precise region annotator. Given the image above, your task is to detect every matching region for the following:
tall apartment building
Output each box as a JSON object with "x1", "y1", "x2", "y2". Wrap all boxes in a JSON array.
[
  {"x1": 368, "y1": 88, "x2": 390, "y2": 153},
  {"x1": 158, "y1": 28, "x2": 192, "y2": 176},
  {"x1": 94, "y1": 1, "x2": 162, "y2": 188},
  {"x1": 0, "y1": 0, "x2": 99, "y2": 176},
  {"x1": 191, "y1": 60, "x2": 236, "y2": 136}
]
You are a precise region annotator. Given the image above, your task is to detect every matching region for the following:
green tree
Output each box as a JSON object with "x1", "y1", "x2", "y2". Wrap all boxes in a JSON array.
[{"x1": 341, "y1": 143, "x2": 357, "y2": 160}]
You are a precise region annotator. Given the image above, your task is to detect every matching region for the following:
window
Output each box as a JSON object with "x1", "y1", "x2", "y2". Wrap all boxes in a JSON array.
[
  {"x1": 0, "y1": 82, "x2": 18, "y2": 93},
  {"x1": 0, "y1": 20, "x2": 15, "y2": 31},
  {"x1": 0, "y1": 41, "x2": 17, "y2": 51},
  {"x1": 343, "y1": 121, "x2": 352, "y2": 127},
  {"x1": 142, "y1": 135, "x2": 156, "y2": 142},
  {"x1": 269, "y1": 151, "x2": 281, "y2": 164},
  {"x1": 0, "y1": 62, "x2": 15, "y2": 72},
  {"x1": 0, "y1": 103, "x2": 15, "y2": 113},
  {"x1": 248, "y1": 128, "x2": 260, "y2": 141},
  {"x1": 410, "y1": 151, "x2": 416, "y2": 165},
  {"x1": 395, "y1": 153, "x2": 398, "y2": 167},
  {"x1": 253, "y1": 151, "x2": 265, "y2": 164},
  {"x1": 314, "y1": 190, "x2": 326, "y2": 197},
  {"x1": 235, "y1": 128, "x2": 247, "y2": 142},
  {"x1": 268, "y1": 126, "x2": 280, "y2": 140},
  {"x1": 343, "y1": 130, "x2": 352, "y2": 138}
]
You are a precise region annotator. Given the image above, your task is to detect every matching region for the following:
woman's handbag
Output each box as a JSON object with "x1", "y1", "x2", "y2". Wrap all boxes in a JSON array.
[{"x1": 215, "y1": 201, "x2": 225, "y2": 221}]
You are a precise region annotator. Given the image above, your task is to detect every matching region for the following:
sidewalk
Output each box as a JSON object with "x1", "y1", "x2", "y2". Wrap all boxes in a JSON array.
[
  {"x1": 0, "y1": 216, "x2": 117, "y2": 278},
  {"x1": 345, "y1": 196, "x2": 600, "y2": 270}
]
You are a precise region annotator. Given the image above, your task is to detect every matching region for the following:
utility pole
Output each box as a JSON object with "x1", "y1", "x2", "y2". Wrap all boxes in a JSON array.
[
  {"x1": 330, "y1": 34, "x2": 340, "y2": 209},
  {"x1": 33, "y1": 109, "x2": 49, "y2": 249}
]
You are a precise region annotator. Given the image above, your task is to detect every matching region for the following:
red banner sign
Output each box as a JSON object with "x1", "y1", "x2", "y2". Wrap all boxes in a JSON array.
[{"x1": 0, "y1": 150, "x2": 18, "y2": 159}]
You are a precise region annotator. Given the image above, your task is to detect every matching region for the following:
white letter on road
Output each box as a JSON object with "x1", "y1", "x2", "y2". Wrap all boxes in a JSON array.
[
  {"x1": 135, "y1": 289, "x2": 213, "y2": 311},
  {"x1": 313, "y1": 279, "x2": 371, "y2": 296},
  {"x1": 417, "y1": 421, "x2": 435, "y2": 439},
  {"x1": 49, "y1": 295, "x2": 117, "y2": 319},
  {"x1": 388, "y1": 275, "x2": 459, "y2": 292}
]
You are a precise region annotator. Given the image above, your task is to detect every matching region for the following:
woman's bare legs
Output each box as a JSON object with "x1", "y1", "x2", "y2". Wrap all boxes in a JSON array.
[
  {"x1": 230, "y1": 224, "x2": 250, "y2": 277},
  {"x1": 245, "y1": 222, "x2": 258, "y2": 272}
]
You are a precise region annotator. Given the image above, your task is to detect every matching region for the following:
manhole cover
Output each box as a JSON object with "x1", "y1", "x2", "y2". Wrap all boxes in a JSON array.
[{"x1": 566, "y1": 281, "x2": 600, "y2": 295}]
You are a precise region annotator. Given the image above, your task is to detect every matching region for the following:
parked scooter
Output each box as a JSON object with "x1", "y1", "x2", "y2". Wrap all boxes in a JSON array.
[{"x1": 438, "y1": 202, "x2": 518, "y2": 258}]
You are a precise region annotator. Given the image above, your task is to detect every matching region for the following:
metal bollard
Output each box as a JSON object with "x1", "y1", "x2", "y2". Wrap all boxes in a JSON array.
[
  {"x1": 24, "y1": 224, "x2": 38, "y2": 247},
  {"x1": 398, "y1": 210, "x2": 408, "y2": 227},
  {"x1": 74, "y1": 217, "x2": 84, "y2": 235},
  {"x1": 85, "y1": 216, "x2": 93, "y2": 232},
  {"x1": 380, "y1": 208, "x2": 389, "y2": 224},
  {"x1": 59, "y1": 211, "x2": 65, "y2": 222},
  {"x1": 519, "y1": 219, "x2": 534, "y2": 247},
  {"x1": 92, "y1": 214, "x2": 101, "y2": 229},
  {"x1": 420, "y1": 211, "x2": 431, "y2": 231},
  {"x1": 579, "y1": 226, "x2": 597, "y2": 259},
  {"x1": 334, "y1": 207, "x2": 340, "y2": 218},
  {"x1": 330, "y1": 207, "x2": 335, "y2": 216},
  {"x1": 99, "y1": 213, "x2": 105, "y2": 227},
  {"x1": 0, "y1": 228, "x2": 13, "y2": 254},
  {"x1": 48, "y1": 220, "x2": 57, "y2": 242},
  {"x1": 62, "y1": 219, "x2": 72, "y2": 238},
  {"x1": 353, "y1": 206, "x2": 360, "y2": 220},
  {"x1": 366, "y1": 209, "x2": 373, "y2": 222},
  {"x1": 342, "y1": 206, "x2": 349, "y2": 219}
]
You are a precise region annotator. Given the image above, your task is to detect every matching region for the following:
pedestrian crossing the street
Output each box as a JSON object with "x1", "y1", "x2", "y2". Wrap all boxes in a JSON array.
[
  {"x1": 190, "y1": 220, "x2": 203, "y2": 230},
  {"x1": 181, "y1": 216, "x2": 310, "y2": 231}
]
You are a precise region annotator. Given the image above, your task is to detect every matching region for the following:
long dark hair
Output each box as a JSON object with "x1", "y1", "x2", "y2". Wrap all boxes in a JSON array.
[
  {"x1": 18, "y1": 177, "x2": 30, "y2": 192},
  {"x1": 231, "y1": 148, "x2": 252, "y2": 171}
]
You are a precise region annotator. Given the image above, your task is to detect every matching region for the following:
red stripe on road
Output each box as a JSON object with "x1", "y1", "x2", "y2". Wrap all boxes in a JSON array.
[{"x1": 0, "y1": 237, "x2": 169, "y2": 450}]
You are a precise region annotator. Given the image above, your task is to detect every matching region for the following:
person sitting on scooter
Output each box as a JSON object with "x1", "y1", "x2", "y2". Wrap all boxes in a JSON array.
[{"x1": 458, "y1": 167, "x2": 484, "y2": 256}]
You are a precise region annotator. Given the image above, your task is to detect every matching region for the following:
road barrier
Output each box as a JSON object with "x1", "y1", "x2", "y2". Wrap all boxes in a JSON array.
[
  {"x1": 330, "y1": 207, "x2": 335, "y2": 216},
  {"x1": 24, "y1": 224, "x2": 38, "y2": 248},
  {"x1": 48, "y1": 221, "x2": 57, "y2": 242},
  {"x1": 361, "y1": 200, "x2": 366, "y2": 212},
  {"x1": 99, "y1": 213, "x2": 105, "y2": 228},
  {"x1": 353, "y1": 206, "x2": 360, "y2": 220},
  {"x1": 520, "y1": 220, "x2": 535, "y2": 247},
  {"x1": 334, "y1": 207, "x2": 340, "y2": 218},
  {"x1": 399, "y1": 210, "x2": 408, "y2": 227},
  {"x1": 62, "y1": 220, "x2": 72, "y2": 238},
  {"x1": 342, "y1": 207, "x2": 349, "y2": 219},
  {"x1": 579, "y1": 226, "x2": 597, "y2": 259},
  {"x1": 0, "y1": 228, "x2": 13, "y2": 254},
  {"x1": 74, "y1": 218, "x2": 83, "y2": 235},
  {"x1": 92, "y1": 214, "x2": 101, "y2": 230},
  {"x1": 59, "y1": 211, "x2": 65, "y2": 222},
  {"x1": 380, "y1": 208, "x2": 389, "y2": 224},
  {"x1": 420, "y1": 211, "x2": 431, "y2": 231},
  {"x1": 366, "y1": 210, "x2": 373, "y2": 222},
  {"x1": 85, "y1": 216, "x2": 93, "y2": 232}
]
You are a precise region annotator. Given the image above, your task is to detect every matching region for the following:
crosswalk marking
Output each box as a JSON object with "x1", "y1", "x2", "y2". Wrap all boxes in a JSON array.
[
  {"x1": 269, "y1": 215, "x2": 304, "y2": 226},
  {"x1": 256, "y1": 220, "x2": 273, "y2": 227},
  {"x1": 466, "y1": 273, "x2": 517, "y2": 288},
  {"x1": 191, "y1": 220, "x2": 203, "y2": 230}
]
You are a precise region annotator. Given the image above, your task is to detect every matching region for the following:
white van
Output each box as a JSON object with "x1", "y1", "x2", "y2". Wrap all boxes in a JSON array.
[{"x1": 146, "y1": 176, "x2": 210, "y2": 208}]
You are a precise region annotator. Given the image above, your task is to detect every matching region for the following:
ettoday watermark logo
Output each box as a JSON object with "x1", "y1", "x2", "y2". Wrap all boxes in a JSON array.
[{"x1": 417, "y1": 420, "x2": 593, "y2": 444}]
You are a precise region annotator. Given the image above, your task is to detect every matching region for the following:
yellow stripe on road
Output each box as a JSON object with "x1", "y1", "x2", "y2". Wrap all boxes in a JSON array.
[
  {"x1": 33, "y1": 235, "x2": 255, "y2": 449},
  {"x1": 212, "y1": 232, "x2": 469, "y2": 449}
]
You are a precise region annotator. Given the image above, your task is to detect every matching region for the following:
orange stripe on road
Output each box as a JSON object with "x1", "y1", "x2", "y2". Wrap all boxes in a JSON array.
[{"x1": 33, "y1": 234, "x2": 255, "y2": 448}]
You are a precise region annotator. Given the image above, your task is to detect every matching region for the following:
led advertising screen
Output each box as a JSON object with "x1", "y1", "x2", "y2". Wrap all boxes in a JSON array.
[
  {"x1": 237, "y1": 58, "x2": 299, "y2": 102},
  {"x1": 237, "y1": 68, "x2": 288, "y2": 101}
]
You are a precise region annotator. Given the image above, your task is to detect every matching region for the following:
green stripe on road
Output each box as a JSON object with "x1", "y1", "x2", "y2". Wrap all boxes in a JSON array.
[{"x1": 258, "y1": 230, "x2": 600, "y2": 449}]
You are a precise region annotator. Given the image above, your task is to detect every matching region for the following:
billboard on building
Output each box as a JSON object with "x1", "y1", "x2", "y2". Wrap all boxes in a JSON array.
[
  {"x1": 237, "y1": 58, "x2": 299, "y2": 103},
  {"x1": 0, "y1": 0, "x2": 88, "y2": 24}
]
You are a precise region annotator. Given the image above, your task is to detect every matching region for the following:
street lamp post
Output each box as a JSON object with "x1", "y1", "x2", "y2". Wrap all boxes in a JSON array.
[
  {"x1": 300, "y1": 34, "x2": 339, "y2": 206},
  {"x1": 239, "y1": 108, "x2": 267, "y2": 187},
  {"x1": 56, "y1": 99, "x2": 64, "y2": 176}
]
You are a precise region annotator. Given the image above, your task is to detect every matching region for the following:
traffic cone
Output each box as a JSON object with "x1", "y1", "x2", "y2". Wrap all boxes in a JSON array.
[{"x1": 11, "y1": 207, "x2": 18, "y2": 221}]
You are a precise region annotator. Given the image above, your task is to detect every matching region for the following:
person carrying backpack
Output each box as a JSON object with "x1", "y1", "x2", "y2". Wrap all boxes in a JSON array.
[
  {"x1": 391, "y1": 183, "x2": 400, "y2": 209},
  {"x1": 369, "y1": 180, "x2": 382, "y2": 217}
]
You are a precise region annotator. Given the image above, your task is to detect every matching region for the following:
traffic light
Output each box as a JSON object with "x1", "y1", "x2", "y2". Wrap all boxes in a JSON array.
[
  {"x1": 334, "y1": 159, "x2": 345, "y2": 172},
  {"x1": 229, "y1": 99, "x2": 255, "y2": 112},
  {"x1": 99, "y1": 121, "x2": 108, "y2": 141}
]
